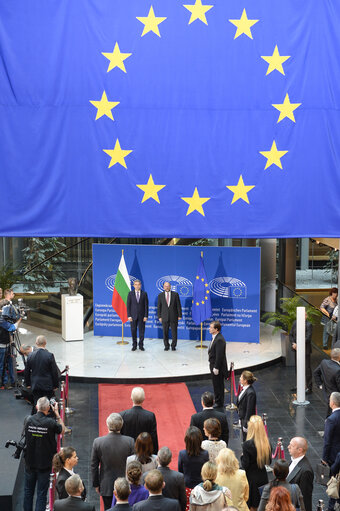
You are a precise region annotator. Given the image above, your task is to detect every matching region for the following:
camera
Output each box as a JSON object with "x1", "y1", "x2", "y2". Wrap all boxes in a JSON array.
[
  {"x1": 50, "y1": 398, "x2": 57, "y2": 407},
  {"x1": 5, "y1": 439, "x2": 25, "y2": 459},
  {"x1": 2, "y1": 298, "x2": 30, "y2": 323}
]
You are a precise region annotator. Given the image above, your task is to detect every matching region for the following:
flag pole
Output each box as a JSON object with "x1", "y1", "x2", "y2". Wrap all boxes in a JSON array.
[
  {"x1": 196, "y1": 252, "x2": 208, "y2": 349},
  {"x1": 116, "y1": 249, "x2": 129, "y2": 345}
]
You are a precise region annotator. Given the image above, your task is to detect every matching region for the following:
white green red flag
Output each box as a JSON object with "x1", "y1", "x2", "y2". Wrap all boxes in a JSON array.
[{"x1": 112, "y1": 253, "x2": 130, "y2": 323}]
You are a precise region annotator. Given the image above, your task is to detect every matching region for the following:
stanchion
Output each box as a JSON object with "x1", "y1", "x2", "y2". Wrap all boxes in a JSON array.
[
  {"x1": 317, "y1": 500, "x2": 324, "y2": 511},
  {"x1": 272, "y1": 437, "x2": 285, "y2": 459},
  {"x1": 117, "y1": 321, "x2": 129, "y2": 345},
  {"x1": 195, "y1": 322, "x2": 208, "y2": 349},
  {"x1": 64, "y1": 366, "x2": 75, "y2": 416},
  {"x1": 60, "y1": 381, "x2": 72, "y2": 435},
  {"x1": 48, "y1": 472, "x2": 55, "y2": 511},
  {"x1": 262, "y1": 413, "x2": 268, "y2": 436},
  {"x1": 226, "y1": 362, "x2": 238, "y2": 411}
]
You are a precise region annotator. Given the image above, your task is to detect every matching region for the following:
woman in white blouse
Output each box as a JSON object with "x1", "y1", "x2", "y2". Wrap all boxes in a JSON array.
[{"x1": 201, "y1": 418, "x2": 226, "y2": 462}]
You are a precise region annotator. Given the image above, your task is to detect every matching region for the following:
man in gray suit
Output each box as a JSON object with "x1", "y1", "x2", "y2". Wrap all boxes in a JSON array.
[
  {"x1": 133, "y1": 470, "x2": 180, "y2": 511},
  {"x1": 156, "y1": 447, "x2": 186, "y2": 511},
  {"x1": 91, "y1": 413, "x2": 135, "y2": 510},
  {"x1": 53, "y1": 475, "x2": 95, "y2": 511}
]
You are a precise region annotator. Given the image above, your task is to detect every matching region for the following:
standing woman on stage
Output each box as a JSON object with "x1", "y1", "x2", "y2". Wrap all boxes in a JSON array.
[
  {"x1": 241, "y1": 415, "x2": 271, "y2": 511},
  {"x1": 237, "y1": 370, "x2": 257, "y2": 441}
]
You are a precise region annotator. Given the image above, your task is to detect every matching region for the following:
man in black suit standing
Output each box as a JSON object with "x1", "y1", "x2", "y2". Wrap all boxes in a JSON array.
[
  {"x1": 24, "y1": 335, "x2": 59, "y2": 406},
  {"x1": 208, "y1": 321, "x2": 228, "y2": 408},
  {"x1": 111, "y1": 478, "x2": 132, "y2": 511},
  {"x1": 155, "y1": 447, "x2": 186, "y2": 511},
  {"x1": 133, "y1": 470, "x2": 180, "y2": 511},
  {"x1": 157, "y1": 282, "x2": 182, "y2": 351},
  {"x1": 120, "y1": 387, "x2": 158, "y2": 453},
  {"x1": 127, "y1": 280, "x2": 149, "y2": 351},
  {"x1": 190, "y1": 391, "x2": 229, "y2": 444},
  {"x1": 54, "y1": 474, "x2": 95, "y2": 511},
  {"x1": 287, "y1": 437, "x2": 314, "y2": 511},
  {"x1": 322, "y1": 392, "x2": 340, "y2": 467},
  {"x1": 314, "y1": 348, "x2": 340, "y2": 416},
  {"x1": 91, "y1": 413, "x2": 135, "y2": 510}
]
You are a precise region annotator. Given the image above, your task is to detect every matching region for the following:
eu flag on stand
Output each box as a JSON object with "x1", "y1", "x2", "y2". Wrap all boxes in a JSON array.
[{"x1": 192, "y1": 255, "x2": 212, "y2": 326}]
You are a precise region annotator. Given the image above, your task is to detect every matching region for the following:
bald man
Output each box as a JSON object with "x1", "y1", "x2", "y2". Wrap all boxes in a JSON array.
[{"x1": 287, "y1": 437, "x2": 314, "y2": 511}]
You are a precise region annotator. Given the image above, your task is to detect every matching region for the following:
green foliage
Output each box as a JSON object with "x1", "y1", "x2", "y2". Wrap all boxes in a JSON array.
[
  {"x1": 324, "y1": 248, "x2": 338, "y2": 280},
  {"x1": 262, "y1": 295, "x2": 321, "y2": 334},
  {"x1": 0, "y1": 263, "x2": 21, "y2": 291}
]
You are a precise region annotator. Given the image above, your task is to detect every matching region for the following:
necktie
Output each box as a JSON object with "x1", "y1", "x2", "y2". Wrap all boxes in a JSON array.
[
  {"x1": 166, "y1": 292, "x2": 170, "y2": 306},
  {"x1": 137, "y1": 291, "x2": 140, "y2": 303}
]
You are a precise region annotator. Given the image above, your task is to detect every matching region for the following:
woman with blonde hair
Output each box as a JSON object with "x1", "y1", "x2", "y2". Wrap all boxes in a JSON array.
[
  {"x1": 241, "y1": 415, "x2": 271, "y2": 511},
  {"x1": 190, "y1": 461, "x2": 231, "y2": 511},
  {"x1": 265, "y1": 486, "x2": 295, "y2": 511},
  {"x1": 215, "y1": 448, "x2": 249, "y2": 511}
]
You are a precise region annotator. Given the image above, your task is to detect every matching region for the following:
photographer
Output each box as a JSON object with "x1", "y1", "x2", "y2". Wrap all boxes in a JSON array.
[
  {"x1": 24, "y1": 396, "x2": 65, "y2": 511},
  {"x1": 0, "y1": 298, "x2": 21, "y2": 389}
]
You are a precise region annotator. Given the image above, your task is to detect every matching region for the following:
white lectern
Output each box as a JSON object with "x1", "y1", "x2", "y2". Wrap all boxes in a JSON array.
[{"x1": 62, "y1": 294, "x2": 84, "y2": 342}]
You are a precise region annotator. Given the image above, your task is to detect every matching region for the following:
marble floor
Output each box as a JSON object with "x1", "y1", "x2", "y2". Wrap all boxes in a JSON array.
[{"x1": 17, "y1": 322, "x2": 281, "y2": 381}]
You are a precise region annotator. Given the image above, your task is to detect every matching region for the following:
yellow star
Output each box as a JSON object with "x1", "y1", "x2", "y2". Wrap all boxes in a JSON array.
[
  {"x1": 136, "y1": 174, "x2": 165, "y2": 203},
  {"x1": 196, "y1": 276, "x2": 199, "y2": 279},
  {"x1": 201, "y1": 300, "x2": 205, "y2": 304},
  {"x1": 261, "y1": 45, "x2": 290, "y2": 75},
  {"x1": 102, "y1": 43, "x2": 132, "y2": 73},
  {"x1": 226, "y1": 175, "x2": 255, "y2": 205},
  {"x1": 229, "y1": 9, "x2": 258, "y2": 39},
  {"x1": 196, "y1": 302, "x2": 199, "y2": 306},
  {"x1": 89, "y1": 91, "x2": 120, "y2": 121},
  {"x1": 137, "y1": 6, "x2": 167, "y2": 37},
  {"x1": 259, "y1": 141, "x2": 288, "y2": 170},
  {"x1": 272, "y1": 93, "x2": 301, "y2": 123},
  {"x1": 201, "y1": 278, "x2": 204, "y2": 281},
  {"x1": 183, "y1": 0, "x2": 213, "y2": 25},
  {"x1": 205, "y1": 283, "x2": 208, "y2": 287},
  {"x1": 181, "y1": 187, "x2": 210, "y2": 216},
  {"x1": 205, "y1": 296, "x2": 208, "y2": 300},
  {"x1": 103, "y1": 139, "x2": 132, "y2": 169},
  {"x1": 206, "y1": 290, "x2": 210, "y2": 293}
]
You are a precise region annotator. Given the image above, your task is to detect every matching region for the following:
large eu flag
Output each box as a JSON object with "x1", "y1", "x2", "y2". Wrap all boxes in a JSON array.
[
  {"x1": 0, "y1": 1, "x2": 339, "y2": 237},
  {"x1": 192, "y1": 255, "x2": 212, "y2": 325}
]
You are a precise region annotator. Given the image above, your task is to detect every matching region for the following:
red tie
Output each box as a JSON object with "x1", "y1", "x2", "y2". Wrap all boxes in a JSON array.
[{"x1": 166, "y1": 292, "x2": 170, "y2": 306}]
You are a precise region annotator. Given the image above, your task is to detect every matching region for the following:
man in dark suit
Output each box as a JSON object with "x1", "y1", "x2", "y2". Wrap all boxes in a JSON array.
[
  {"x1": 190, "y1": 391, "x2": 229, "y2": 444},
  {"x1": 314, "y1": 348, "x2": 340, "y2": 416},
  {"x1": 91, "y1": 413, "x2": 135, "y2": 510},
  {"x1": 157, "y1": 282, "x2": 182, "y2": 351},
  {"x1": 54, "y1": 474, "x2": 95, "y2": 511},
  {"x1": 127, "y1": 280, "x2": 149, "y2": 351},
  {"x1": 208, "y1": 321, "x2": 228, "y2": 408},
  {"x1": 155, "y1": 447, "x2": 186, "y2": 511},
  {"x1": 24, "y1": 335, "x2": 59, "y2": 406},
  {"x1": 287, "y1": 437, "x2": 314, "y2": 511},
  {"x1": 133, "y1": 470, "x2": 180, "y2": 511},
  {"x1": 322, "y1": 392, "x2": 340, "y2": 466},
  {"x1": 110, "y1": 477, "x2": 132, "y2": 511},
  {"x1": 290, "y1": 316, "x2": 313, "y2": 393},
  {"x1": 120, "y1": 387, "x2": 158, "y2": 453}
]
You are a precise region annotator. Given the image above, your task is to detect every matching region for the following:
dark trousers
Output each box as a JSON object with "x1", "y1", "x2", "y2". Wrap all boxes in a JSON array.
[
  {"x1": 130, "y1": 317, "x2": 146, "y2": 348},
  {"x1": 162, "y1": 321, "x2": 178, "y2": 348},
  {"x1": 211, "y1": 371, "x2": 225, "y2": 407},
  {"x1": 102, "y1": 495, "x2": 113, "y2": 510},
  {"x1": 24, "y1": 468, "x2": 50, "y2": 511}
]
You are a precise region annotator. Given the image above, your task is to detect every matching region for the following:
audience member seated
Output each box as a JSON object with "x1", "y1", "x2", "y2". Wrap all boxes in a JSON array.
[
  {"x1": 53, "y1": 446, "x2": 86, "y2": 500},
  {"x1": 257, "y1": 460, "x2": 305, "y2": 511},
  {"x1": 112, "y1": 461, "x2": 149, "y2": 508},
  {"x1": 110, "y1": 477, "x2": 133, "y2": 511},
  {"x1": 126, "y1": 432, "x2": 158, "y2": 474},
  {"x1": 201, "y1": 418, "x2": 226, "y2": 462},
  {"x1": 215, "y1": 448, "x2": 249, "y2": 511},
  {"x1": 241, "y1": 416, "x2": 271, "y2": 511},
  {"x1": 155, "y1": 447, "x2": 187, "y2": 511},
  {"x1": 189, "y1": 461, "x2": 231, "y2": 511},
  {"x1": 264, "y1": 486, "x2": 295, "y2": 511},
  {"x1": 53, "y1": 474, "x2": 95, "y2": 511},
  {"x1": 133, "y1": 470, "x2": 181, "y2": 511}
]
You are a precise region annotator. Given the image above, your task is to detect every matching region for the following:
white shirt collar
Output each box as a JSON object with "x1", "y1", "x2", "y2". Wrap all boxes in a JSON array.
[
  {"x1": 332, "y1": 407, "x2": 340, "y2": 413},
  {"x1": 289, "y1": 454, "x2": 304, "y2": 473}
]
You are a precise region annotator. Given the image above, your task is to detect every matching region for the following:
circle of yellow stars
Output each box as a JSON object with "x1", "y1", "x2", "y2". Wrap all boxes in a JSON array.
[{"x1": 89, "y1": 1, "x2": 301, "y2": 217}]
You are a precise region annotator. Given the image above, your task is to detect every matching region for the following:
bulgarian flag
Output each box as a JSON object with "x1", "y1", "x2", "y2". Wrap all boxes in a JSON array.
[{"x1": 112, "y1": 253, "x2": 130, "y2": 323}]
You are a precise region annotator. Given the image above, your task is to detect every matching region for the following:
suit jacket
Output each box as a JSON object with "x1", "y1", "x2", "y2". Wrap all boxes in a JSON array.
[
  {"x1": 286, "y1": 456, "x2": 314, "y2": 511},
  {"x1": 157, "y1": 292, "x2": 182, "y2": 323},
  {"x1": 24, "y1": 348, "x2": 59, "y2": 391},
  {"x1": 190, "y1": 408, "x2": 229, "y2": 445},
  {"x1": 91, "y1": 432, "x2": 135, "y2": 496},
  {"x1": 120, "y1": 406, "x2": 158, "y2": 454},
  {"x1": 157, "y1": 466, "x2": 186, "y2": 511},
  {"x1": 322, "y1": 408, "x2": 340, "y2": 465},
  {"x1": 133, "y1": 494, "x2": 181, "y2": 511},
  {"x1": 53, "y1": 496, "x2": 95, "y2": 511},
  {"x1": 236, "y1": 386, "x2": 257, "y2": 424},
  {"x1": 289, "y1": 321, "x2": 313, "y2": 354},
  {"x1": 109, "y1": 504, "x2": 133, "y2": 511},
  {"x1": 314, "y1": 359, "x2": 340, "y2": 402},
  {"x1": 55, "y1": 468, "x2": 86, "y2": 500},
  {"x1": 208, "y1": 333, "x2": 228, "y2": 376},
  {"x1": 127, "y1": 291, "x2": 149, "y2": 320}
]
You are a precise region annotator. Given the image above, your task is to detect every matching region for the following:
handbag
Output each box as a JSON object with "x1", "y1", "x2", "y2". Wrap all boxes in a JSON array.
[
  {"x1": 326, "y1": 473, "x2": 340, "y2": 499},
  {"x1": 327, "y1": 320, "x2": 337, "y2": 336},
  {"x1": 315, "y1": 462, "x2": 330, "y2": 486}
]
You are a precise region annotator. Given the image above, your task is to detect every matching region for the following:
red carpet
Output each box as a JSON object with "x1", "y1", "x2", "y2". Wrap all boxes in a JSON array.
[{"x1": 98, "y1": 383, "x2": 196, "y2": 469}]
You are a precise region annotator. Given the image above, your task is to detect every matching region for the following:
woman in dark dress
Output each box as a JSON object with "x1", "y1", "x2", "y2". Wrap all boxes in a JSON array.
[
  {"x1": 237, "y1": 371, "x2": 257, "y2": 442},
  {"x1": 241, "y1": 415, "x2": 271, "y2": 511},
  {"x1": 53, "y1": 446, "x2": 86, "y2": 500}
]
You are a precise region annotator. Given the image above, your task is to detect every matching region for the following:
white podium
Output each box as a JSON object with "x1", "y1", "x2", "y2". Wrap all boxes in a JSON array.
[{"x1": 62, "y1": 294, "x2": 84, "y2": 342}]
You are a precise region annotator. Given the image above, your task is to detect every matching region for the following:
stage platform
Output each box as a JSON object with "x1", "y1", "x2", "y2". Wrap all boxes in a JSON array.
[{"x1": 17, "y1": 323, "x2": 282, "y2": 383}]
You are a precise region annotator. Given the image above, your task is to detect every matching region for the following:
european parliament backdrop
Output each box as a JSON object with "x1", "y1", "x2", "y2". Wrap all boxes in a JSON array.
[{"x1": 93, "y1": 244, "x2": 260, "y2": 342}]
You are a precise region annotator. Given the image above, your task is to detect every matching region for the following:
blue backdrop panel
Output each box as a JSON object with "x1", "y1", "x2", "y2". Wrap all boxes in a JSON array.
[{"x1": 93, "y1": 244, "x2": 260, "y2": 342}]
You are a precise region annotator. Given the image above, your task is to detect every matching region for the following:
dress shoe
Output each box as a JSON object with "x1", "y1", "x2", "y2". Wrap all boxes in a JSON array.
[
  {"x1": 171, "y1": 347, "x2": 176, "y2": 351},
  {"x1": 164, "y1": 347, "x2": 169, "y2": 351},
  {"x1": 140, "y1": 347, "x2": 145, "y2": 351},
  {"x1": 131, "y1": 346, "x2": 137, "y2": 351}
]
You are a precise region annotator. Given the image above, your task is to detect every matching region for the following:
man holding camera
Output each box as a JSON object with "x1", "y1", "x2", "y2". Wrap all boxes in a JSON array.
[
  {"x1": 24, "y1": 396, "x2": 65, "y2": 511},
  {"x1": 0, "y1": 298, "x2": 21, "y2": 389}
]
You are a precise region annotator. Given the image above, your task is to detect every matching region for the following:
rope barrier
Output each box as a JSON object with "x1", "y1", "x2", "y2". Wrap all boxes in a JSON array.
[
  {"x1": 49, "y1": 472, "x2": 56, "y2": 511},
  {"x1": 272, "y1": 437, "x2": 285, "y2": 459},
  {"x1": 262, "y1": 413, "x2": 268, "y2": 436},
  {"x1": 226, "y1": 362, "x2": 238, "y2": 411}
]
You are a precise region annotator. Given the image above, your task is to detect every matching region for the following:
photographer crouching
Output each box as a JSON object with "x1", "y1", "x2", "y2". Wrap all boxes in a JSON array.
[
  {"x1": 0, "y1": 298, "x2": 22, "y2": 389},
  {"x1": 24, "y1": 396, "x2": 65, "y2": 511}
]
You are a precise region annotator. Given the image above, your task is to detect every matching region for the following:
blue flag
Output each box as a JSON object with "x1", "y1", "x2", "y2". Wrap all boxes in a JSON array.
[
  {"x1": 0, "y1": 1, "x2": 339, "y2": 237},
  {"x1": 192, "y1": 255, "x2": 212, "y2": 325}
]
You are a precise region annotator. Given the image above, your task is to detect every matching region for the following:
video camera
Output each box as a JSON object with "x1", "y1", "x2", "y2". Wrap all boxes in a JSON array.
[
  {"x1": 2, "y1": 298, "x2": 30, "y2": 322},
  {"x1": 5, "y1": 439, "x2": 25, "y2": 459}
]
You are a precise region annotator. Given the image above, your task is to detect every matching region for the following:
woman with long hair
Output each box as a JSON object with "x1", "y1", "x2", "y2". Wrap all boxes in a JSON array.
[
  {"x1": 215, "y1": 448, "x2": 249, "y2": 511},
  {"x1": 201, "y1": 418, "x2": 226, "y2": 462},
  {"x1": 258, "y1": 459, "x2": 305, "y2": 511},
  {"x1": 236, "y1": 370, "x2": 257, "y2": 441},
  {"x1": 189, "y1": 461, "x2": 231, "y2": 511},
  {"x1": 52, "y1": 446, "x2": 85, "y2": 500},
  {"x1": 126, "y1": 432, "x2": 157, "y2": 473},
  {"x1": 111, "y1": 460, "x2": 149, "y2": 507},
  {"x1": 265, "y1": 486, "x2": 295, "y2": 511},
  {"x1": 241, "y1": 415, "x2": 271, "y2": 511}
]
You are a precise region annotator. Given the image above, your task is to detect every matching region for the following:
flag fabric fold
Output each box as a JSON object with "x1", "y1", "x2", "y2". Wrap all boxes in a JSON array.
[
  {"x1": 192, "y1": 255, "x2": 212, "y2": 325},
  {"x1": 112, "y1": 254, "x2": 130, "y2": 323}
]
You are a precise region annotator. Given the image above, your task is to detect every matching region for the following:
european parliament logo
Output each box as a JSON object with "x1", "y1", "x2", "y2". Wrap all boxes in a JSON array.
[
  {"x1": 209, "y1": 277, "x2": 247, "y2": 299},
  {"x1": 156, "y1": 275, "x2": 193, "y2": 297}
]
